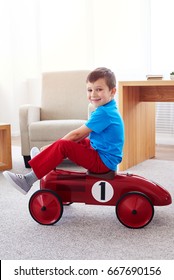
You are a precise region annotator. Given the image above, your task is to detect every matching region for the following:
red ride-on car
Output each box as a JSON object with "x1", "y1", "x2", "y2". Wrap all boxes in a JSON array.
[{"x1": 29, "y1": 169, "x2": 172, "y2": 228}]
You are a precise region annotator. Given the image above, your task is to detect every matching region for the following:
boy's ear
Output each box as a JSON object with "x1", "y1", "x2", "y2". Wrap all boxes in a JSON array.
[{"x1": 111, "y1": 87, "x2": 116, "y2": 96}]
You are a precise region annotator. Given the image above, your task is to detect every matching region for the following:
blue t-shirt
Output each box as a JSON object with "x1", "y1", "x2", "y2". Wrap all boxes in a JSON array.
[{"x1": 85, "y1": 99, "x2": 124, "y2": 171}]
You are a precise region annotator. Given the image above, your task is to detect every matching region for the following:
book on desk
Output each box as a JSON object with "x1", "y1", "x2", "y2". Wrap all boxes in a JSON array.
[{"x1": 146, "y1": 74, "x2": 163, "y2": 80}]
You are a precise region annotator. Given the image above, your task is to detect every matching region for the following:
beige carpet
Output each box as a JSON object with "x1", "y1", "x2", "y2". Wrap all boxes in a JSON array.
[{"x1": 0, "y1": 144, "x2": 174, "y2": 260}]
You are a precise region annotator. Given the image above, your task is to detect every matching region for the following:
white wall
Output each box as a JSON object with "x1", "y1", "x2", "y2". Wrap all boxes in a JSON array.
[
  {"x1": 0, "y1": 0, "x2": 41, "y2": 135},
  {"x1": 150, "y1": 0, "x2": 174, "y2": 78},
  {"x1": 0, "y1": 0, "x2": 151, "y2": 135},
  {"x1": 40, "y1": 0, "x2": 94, "y2": 71},
  {"x1": 40, "y1": 0, "x2": 151, "y2": 80},
  {"x1": 92, "y1": 0, "x2": 151, "y2": 81}
]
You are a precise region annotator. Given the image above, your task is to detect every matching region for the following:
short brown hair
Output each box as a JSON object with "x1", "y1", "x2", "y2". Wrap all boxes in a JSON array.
[{"x1": 86, "y1": 67, "x2": 116, "y2": 90}]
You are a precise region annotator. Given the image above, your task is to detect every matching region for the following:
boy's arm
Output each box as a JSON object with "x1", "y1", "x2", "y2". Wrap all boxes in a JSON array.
[{"x1": 62, "y1": 124, "x2": 92, "y2": 142}]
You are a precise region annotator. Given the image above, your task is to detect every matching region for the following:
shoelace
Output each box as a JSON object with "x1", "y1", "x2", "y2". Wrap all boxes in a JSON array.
[{"x1": 16, "y1": 174, "x2": 24, "y2": 179}]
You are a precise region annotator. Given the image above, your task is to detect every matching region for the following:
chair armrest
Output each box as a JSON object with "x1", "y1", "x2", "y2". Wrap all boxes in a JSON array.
[{"x1": 19, "y1": 104, "x2": 41, "y2": 155}]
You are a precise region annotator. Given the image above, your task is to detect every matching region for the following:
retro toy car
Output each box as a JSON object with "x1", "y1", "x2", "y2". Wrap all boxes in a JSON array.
[{"x1": 29, "y1": 169, "x2": 172, "y2": 228}]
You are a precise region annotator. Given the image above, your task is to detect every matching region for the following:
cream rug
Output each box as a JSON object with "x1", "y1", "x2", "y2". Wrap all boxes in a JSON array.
[{"x1": 0, "y1": 145, "x2": 173, "y2": 260}]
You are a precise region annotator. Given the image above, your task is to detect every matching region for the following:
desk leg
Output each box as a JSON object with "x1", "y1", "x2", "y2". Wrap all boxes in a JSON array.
[{"x1": 119, "y1": 86, "x2": 155, "y2": 171}]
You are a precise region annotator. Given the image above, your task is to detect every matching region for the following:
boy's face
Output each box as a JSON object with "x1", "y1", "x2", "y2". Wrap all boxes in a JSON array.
[{"x1": 87, "y1": 78, "x2": 116, "y2": 107}]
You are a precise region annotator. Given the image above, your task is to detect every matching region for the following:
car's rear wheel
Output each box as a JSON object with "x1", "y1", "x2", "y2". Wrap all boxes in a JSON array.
[
  {"x1": 29, "y1": 190, "x2": 63, "y2": 225},
  {"x1": 116, "y1": 192, "x2": 154, "y2": 229}
]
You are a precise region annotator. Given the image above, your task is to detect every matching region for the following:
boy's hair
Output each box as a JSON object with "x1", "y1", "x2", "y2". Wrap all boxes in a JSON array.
[{"x1": 86, "y1": 67, "x2": 116, "y2": 90}]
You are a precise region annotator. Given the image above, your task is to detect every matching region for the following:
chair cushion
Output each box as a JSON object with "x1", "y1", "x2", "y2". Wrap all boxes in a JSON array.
[{"x1": 29, "y1": 119, "x2": 87, "y2": 141}]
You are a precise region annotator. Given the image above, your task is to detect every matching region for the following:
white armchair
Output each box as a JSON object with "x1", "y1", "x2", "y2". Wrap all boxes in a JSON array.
[{"x1": 19, "y1": 70, "x2": 90, "y2": 167}]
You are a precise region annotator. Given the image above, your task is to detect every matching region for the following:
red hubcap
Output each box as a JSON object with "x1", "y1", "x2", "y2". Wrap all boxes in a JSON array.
[
  {"x1": 116, "y1": 192, "x2": 154, "y2": 228},
  {"x1": 29, "y1": 190, "x2": 63, "y2": 225}
]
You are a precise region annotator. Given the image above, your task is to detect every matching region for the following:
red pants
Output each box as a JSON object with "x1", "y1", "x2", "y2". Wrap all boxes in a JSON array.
[{"x1": 29, "y1": 138, "x2": 110, "y2": 179}]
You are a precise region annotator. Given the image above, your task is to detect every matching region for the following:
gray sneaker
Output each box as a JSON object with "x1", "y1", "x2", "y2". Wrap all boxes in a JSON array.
[
  {"x1": 30, "y1": 147, "x2": 40, "y2": 159},
  {"x1": 3, "y1": 171, "x2": 31, "y2": 195}
]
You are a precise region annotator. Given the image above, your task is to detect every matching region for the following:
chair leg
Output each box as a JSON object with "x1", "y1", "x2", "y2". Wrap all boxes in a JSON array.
[{"x1": 23, "y1": 155, "x2": 31, "y2": 168}]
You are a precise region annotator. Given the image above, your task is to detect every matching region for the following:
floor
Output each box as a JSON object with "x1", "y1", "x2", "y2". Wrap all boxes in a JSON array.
[
  {"x1": 12, "y1": 136, "x2": 21, "y2": 146},
  {"x1": 155, "y1": 144, "x2": 174, "y2": 161}
]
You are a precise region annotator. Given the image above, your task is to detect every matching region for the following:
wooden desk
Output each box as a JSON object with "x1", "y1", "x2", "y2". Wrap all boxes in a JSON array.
[
  {"x1": 118, "y1": 80, "x2": 174, "y2": 171},
  {"x1": 0, "y1": 123, "x2": 12, "y2": 171}
]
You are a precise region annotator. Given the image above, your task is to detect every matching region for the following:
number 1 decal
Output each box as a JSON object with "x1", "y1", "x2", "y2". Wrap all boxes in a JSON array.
[
  {"x1": 92, "y1": 181, "x2": 114, "y2": 203},
  {"x1": 99, "y1": 182, "x2": 106, "y2": 200}
]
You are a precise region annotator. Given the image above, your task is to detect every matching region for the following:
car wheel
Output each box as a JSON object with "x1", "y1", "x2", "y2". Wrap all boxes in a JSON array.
[
  {"x1": 29, "y1": 189, "x2": 63, "y2": 225},
  {"x1": 116, "y1": 191, "x2": 154, "y2": 229}
]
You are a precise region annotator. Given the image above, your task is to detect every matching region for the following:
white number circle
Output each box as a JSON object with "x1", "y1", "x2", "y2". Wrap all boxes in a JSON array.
[{"x1": 91, "y1": 181, "x2": 114, "y2": 203}]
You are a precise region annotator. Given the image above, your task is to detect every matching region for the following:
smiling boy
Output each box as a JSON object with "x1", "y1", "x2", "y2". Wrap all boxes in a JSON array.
[{"x1": 3, "y1": 67, "x2": 124, "y2": 194}]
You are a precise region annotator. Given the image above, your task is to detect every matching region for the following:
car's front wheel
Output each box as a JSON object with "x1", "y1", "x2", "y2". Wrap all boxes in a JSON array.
[{"x1": 116, "y1": 191, "x2": 154, "y2": 229}]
